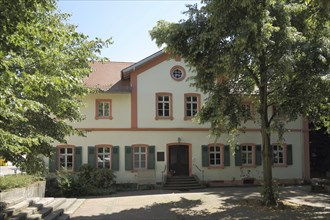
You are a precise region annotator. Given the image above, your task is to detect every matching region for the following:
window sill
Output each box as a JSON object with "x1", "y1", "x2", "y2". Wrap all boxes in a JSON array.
[
  {"x1": 240, "y1": 165, "x2": 256, "y2": 168},
  {"x1": 273, "y1": 164, "x2": 288, "y2": 168},
  {"x1": 208, "y1": 165, "x2": 225, "y2": 169},
  {"x1": 95, "y1": 116, "x2": 113, "y2": 120},
  {"x1": 155, "y1": 116, "x2": 174, "y2": 120},
  {"x1": 184, "y1": 116, "x2": 194, "y2": 121}
]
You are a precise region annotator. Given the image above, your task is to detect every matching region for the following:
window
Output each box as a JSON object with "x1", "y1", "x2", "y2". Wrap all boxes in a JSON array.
[
  {"x1": 133, "y1": 145, "x2": 147, "y2": 169},
  {"x1": 241, "y1": 145, "x2": 254, "y2": 165},
  {"x1": 155, "y1": 93, "x2": 173, "y2": 120},
  {"x1": 272, "y1": 106, "x2": 286, "y2": 120},
  {"x1": 241, "y1": 102, "x2": 254, "y2": 120},
  {"x1": 58, "y1": 145, "x2": 74, "y2": 171},
  {"x1": 95, "y1": 99, "x2": 113, "y2": 120},
  {"x1": 202, "y1": 144, "x2": 230, "y2": 168},
  {"x1": 170, "y1": 65, "x2": 186, "y2": 81},
  {"x1": 235, "y1": 144, "x2": 261, "y2": 167},
  {"x1": 209, "y1": 144, "x2": 224, "y2": 167},
  {"x1": 96, "y1": 145, "x2": 111, "y2": 169},
  {"x1": 184, "y1": 93, "x2": 201, "y2": 120}
]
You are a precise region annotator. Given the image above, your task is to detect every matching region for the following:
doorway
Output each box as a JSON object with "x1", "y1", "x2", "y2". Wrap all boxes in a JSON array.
[{"x1": 168, "y1": 145, "x2": 189, "y2": 176}]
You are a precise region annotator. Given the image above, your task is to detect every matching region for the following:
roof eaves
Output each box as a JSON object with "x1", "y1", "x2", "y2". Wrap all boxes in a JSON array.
[{"x1": 121, "y1": 50, "x2": 164, "y2": 79}]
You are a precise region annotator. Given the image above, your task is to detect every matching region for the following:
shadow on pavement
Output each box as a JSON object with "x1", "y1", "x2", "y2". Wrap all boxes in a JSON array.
[{"x1": 71, "y1": 191, "x2": 330, "y2": 220}]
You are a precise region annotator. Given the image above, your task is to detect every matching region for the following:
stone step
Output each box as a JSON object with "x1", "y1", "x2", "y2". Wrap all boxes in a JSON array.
[
  {"x1": 5, "y1": 200, "x2": 31, "y2": 217},
  {"x1": 4, "y1": 197, "x2": 83, "y2": 220},
  {"x1": 164, "y1": 176, "x2": 203, "y2": 190},
  {"x1": 64, "y1": 199, "x2": 85, "y2": 216}
]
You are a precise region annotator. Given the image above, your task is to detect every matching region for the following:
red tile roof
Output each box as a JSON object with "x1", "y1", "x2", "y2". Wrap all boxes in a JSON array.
[{"x1": 85, "y1": 61, "x2": 134, "y2": 92}]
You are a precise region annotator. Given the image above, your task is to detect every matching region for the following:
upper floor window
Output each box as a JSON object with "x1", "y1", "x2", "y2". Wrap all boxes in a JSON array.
[
  {"x1": 155, "y1": 93, "x2": 173, "y2": 120},
  {"x1": 133, "y1": 145, "x2": 147, "y2": 169},
  {"x1": 95, "y1": 99, "x2": 113, "y2": 120},
  {"x1": 58, "y1": 145, "x2": 74, "y2": 171},
  {"x1": 96, "y1": 145, "x2": 111, "y2": 169},
  {"x1": 241, "y1": 101, "x2": 254, "y2": 120},
  {"x1": 170, "y1": 65, "x2": 186, "y2": 81},
  {"x1": 184, "y1": 93, "x2": 201, "y2": 120}
]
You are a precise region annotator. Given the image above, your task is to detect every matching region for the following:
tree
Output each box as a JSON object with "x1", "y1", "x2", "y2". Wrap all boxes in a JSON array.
[
  {"x1": 0, "y1": 0, "x2": 111, "y2": 173},
  {"x1": 150, "y1": 0, "x2": 329, "y2": 205}
]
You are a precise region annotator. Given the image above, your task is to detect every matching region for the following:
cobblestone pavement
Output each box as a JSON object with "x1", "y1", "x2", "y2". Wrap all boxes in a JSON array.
[{"x1": 71, "y1": 186, "x2": 330, "y2": 220}]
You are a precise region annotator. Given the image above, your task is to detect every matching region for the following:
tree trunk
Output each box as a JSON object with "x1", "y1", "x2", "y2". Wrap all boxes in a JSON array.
[
  {"x1": 259, "y1": 52, "x2": 276, "y2": 205},
  {"x1": 261, "y1": 127, "x2": 276, "y2": 205}
]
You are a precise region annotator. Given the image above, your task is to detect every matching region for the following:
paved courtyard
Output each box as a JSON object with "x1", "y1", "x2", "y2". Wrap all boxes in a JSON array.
[{"x1": 71, "y1": 186, "x2": 330, "y2": 220}]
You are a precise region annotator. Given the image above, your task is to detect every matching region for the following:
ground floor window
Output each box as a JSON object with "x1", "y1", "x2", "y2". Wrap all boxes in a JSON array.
[
  {"x1": 58, "y1": 145, "x2": 74, "y2": 171},
  {"x1": 209, "y1": 144, "x2": 224, "y2": 167},
  {"x1": 133, "y1": 145, "x2": 147, "y2": 169},
  {"x1": 96, "y1": 145, "x2": 111, "y2": 169},
  {"x1": 241, "y1": 144, "x2": 254, "y2": 165}
]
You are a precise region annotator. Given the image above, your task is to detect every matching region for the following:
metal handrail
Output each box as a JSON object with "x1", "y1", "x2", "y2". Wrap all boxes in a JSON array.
[
  {"x1": 193, "y1": 163, "x2": 204, "y2": 186},
  {"x1": 161, "y1": 165, "x2": 167, "y2": 186}
]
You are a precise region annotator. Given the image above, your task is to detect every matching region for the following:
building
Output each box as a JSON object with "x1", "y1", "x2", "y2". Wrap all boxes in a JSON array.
[{"x1": 49, "y1": 50, "x2": 310, "y2": 186}]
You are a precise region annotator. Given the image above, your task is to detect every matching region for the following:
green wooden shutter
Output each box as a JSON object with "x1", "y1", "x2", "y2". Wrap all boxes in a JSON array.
[
  {"x1": 224, "y1": 145, "x2": 230, "y2": 166},
  {"x1": 202, "y1": 145, "x2": 209, "y2": 167},
  {"x1": 235, "y1": 145, "x2": 242, "y2": 166},
  {"x1": 286, "y1": 144, "x2": 293, "y2": 165},
  {"x1": 112, "y1": 146, "x2": 120, "y2": 171},
  {"x1": 88, "y1": 146, "x2": 96, "y2": 168},
  {"x1": 147, "y1": 145, "x2": 155, "y2": 169},
  {"x1": 74, "y1": 146, "x2": 83, "y2": 172},
  {"x1": 49, "y1": 148, "x2": 58, "y2": 172},
  {"x1": 125, "y1": 146, "x2": 132, "y2": 170},
  {"x1": 256, "y1": 145, "x2": 262, "y2": 166}
]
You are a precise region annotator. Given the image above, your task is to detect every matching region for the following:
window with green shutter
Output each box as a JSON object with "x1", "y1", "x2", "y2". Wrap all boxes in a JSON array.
[
  {"x1": 147, "y1": 145, "x2": 155, "y2": 169},
  {"x1": 112, "y1": 146, "x2": 120, "y2": 171},
  {"x1": 256, "y1": 145, "x2": 262, "y2": 166},
  {"x1": 49, "y1": 148, "x2": 58, "y2": 173},
  {"x1": 74, "y1": 146, "x2": 82, "y2": 172},
  {"x1": 286, "y1": 144, "x2": 293, "y2": 165},
  {"x1": 201, "y1": 145, "x2": 209, "y2": 167},
  {"x1": 125, "y1": 146, "x2": 132, "y2": 170},
  {"x1": 88, "y1": 146, "x2": 96, "y2": 168},
  {"x1": 235, "y1": 145, "x2": 242, "y2": 166},
  {"x1": 224, "y1": 145, "x2": 230, "y2": 166}
]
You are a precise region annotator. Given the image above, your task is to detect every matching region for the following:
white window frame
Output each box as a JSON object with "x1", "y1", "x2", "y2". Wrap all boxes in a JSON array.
[
  {"x1": 96, "y1": 145, "x2": 112, "y2": 169},
  {"x1": 133, "y1": 145, "x2": 147, "y2": 169},
  {"x1": 209, "y1": 144, "x2": 224, "y2": 167},
  {"x1": 241, "y1": 145, "x2": 254, "y2": 165},
  {"x1": 58, "y1": 145, "x2": 74, "y2": 171}
]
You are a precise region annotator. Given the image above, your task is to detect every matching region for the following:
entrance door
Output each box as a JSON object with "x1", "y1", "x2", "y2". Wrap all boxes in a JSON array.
[{"x1": 169, "y1": 145, "x2": 189, "y2": 176}]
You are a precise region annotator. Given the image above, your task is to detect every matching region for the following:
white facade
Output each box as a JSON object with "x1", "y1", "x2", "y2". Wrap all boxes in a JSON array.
[{"x1": 50, "y1": 51, "x2": 310, "y2": 185}]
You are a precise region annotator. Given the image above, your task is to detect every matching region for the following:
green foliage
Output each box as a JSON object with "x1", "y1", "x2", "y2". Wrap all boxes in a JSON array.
[
  {"x1": 150, "y1": 0, "x2": 329, "y2": 205},
  {"x1": 0, "y1": 1, "x2": 111, "y2": 169},
  {"x1": 20, "y1": 154, "x2": 48, "y2": 176},
  {"x1": 51, "y1": 165, "x2": 116, "y2": 197},
  {"x1": 0, "y1": 174, "x2": 43, "y2": 191}
]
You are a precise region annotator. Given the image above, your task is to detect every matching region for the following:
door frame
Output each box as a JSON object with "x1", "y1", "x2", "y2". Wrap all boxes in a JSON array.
[{"x1": 166, "y1": 142, "x2": 192, "y2": 176}]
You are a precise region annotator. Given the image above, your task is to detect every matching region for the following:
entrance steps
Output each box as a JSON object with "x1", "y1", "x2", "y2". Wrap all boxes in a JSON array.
[
  {"x1": 163, "y1": 176, "x2": 203, "y2": 190},
  {"x1": 1, "y1": 197, "x2": 85, "y2": 220}
]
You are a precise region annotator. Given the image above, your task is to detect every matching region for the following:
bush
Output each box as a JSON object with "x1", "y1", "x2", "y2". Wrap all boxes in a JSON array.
[
  {"x1": 0, "y1": 175, "x2": 43, "y2": 191},
  {"x1": 47, "y1": 165, "x2": 116, "y2": 197}
]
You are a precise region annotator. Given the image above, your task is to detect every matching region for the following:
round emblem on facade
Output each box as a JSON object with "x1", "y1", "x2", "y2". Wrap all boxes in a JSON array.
[{"x1": 170, "y1": 66, "x2": 186, "y2": 81}]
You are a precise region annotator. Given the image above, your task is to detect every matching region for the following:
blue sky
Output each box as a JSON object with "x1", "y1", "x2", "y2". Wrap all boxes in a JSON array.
[{"x1": 57, "y1": 0, "x2": 200, "y2": 62}]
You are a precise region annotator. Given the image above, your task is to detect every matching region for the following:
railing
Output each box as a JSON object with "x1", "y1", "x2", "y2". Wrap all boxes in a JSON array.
[
  {"x1": 193, "y1": 163, "x2": 204, "y2": 186},
  {"x1": 161, "y1": 165, "x2": 167, "y2": 186}
]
